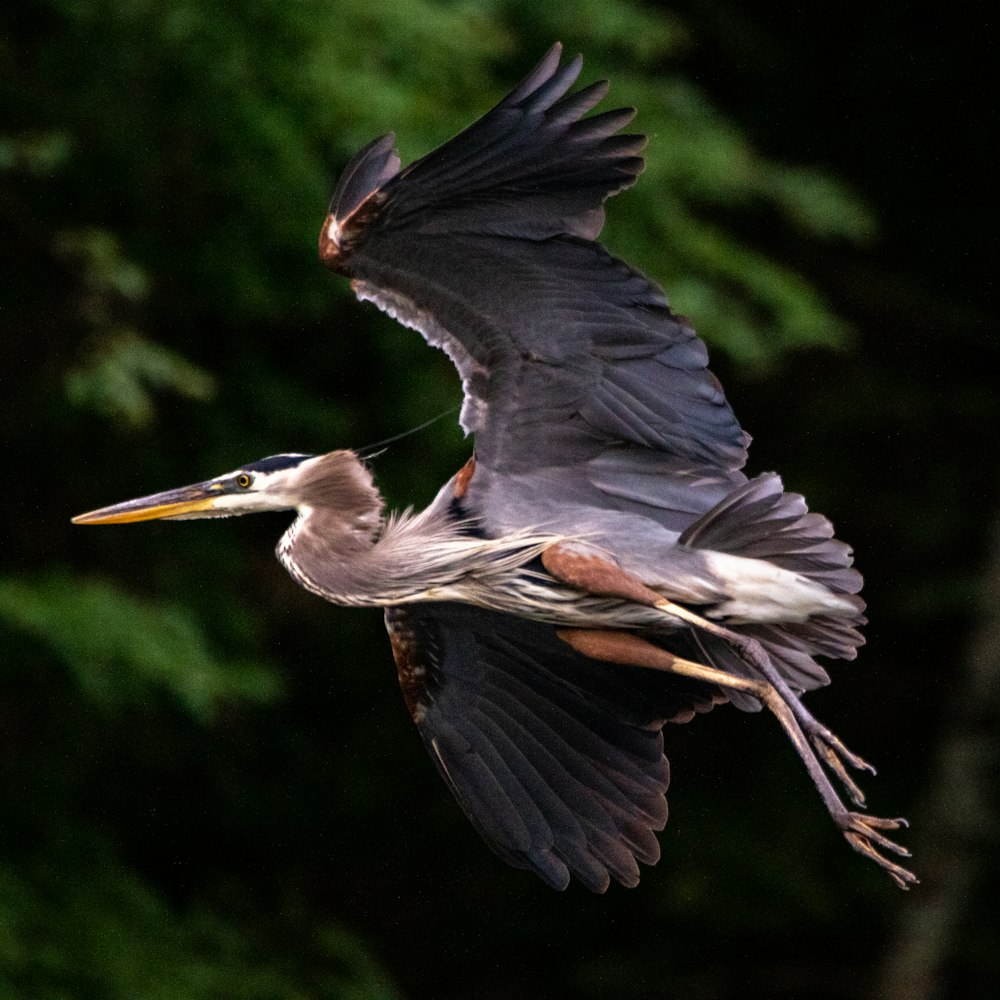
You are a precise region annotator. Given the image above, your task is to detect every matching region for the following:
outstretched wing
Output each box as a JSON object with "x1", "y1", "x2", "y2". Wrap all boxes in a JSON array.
[
  {"x1": 321, "y1": 44, "x2": 748, "y2": 483},
  {"x1": 384, "y1": 602, "x2": 723, "y2": 892}
]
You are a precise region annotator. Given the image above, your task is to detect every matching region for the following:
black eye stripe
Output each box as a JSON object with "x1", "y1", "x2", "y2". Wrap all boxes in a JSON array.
[{"x1": 242, "y1": 454, "x2": 310, "y2": 474}]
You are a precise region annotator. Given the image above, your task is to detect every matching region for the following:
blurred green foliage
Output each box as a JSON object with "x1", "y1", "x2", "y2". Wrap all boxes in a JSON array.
[
  {"x1": 1, "y1": 1, "x2": 994, "y2": 999},
  {"x1": 0, "y1": 574, "x2": 278, "y2": 717},
  {"x1": 0, "y1": 834, "x2": 402, "y2": 1000}
]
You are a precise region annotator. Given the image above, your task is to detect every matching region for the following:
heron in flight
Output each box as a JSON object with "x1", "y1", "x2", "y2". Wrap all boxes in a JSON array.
[{"x1": 74, "y1": 44, "x2": 915, "y2": 892}]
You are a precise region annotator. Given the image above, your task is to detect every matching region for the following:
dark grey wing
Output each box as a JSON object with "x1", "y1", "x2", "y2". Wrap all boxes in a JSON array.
[
  {"x1": 321, "y1": 44, "x2": 748, "y2": 485},
  {"x1": 384, "y1": 602, "x2": 722, "y2": 892},
  {"x1": 323, "y1": 44, "x2": 641, "y2": 252}
]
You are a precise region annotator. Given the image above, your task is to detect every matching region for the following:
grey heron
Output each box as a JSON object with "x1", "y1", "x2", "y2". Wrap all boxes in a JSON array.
[{"x1": 74, "y1": 44, "x2": 915, "y2": 892}]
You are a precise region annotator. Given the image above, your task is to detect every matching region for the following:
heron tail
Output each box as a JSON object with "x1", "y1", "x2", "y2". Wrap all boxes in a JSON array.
[{"x1": 678, "y1": 473, "x2": 866, "y2": 707}]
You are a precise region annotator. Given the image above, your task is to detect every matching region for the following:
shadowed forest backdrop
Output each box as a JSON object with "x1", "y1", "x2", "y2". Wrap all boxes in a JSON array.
[{"x1": 1, "y1": 2, "x2": 995, "y2": 998}]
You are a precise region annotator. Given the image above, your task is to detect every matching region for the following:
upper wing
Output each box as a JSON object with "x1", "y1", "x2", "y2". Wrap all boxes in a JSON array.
[
  {"x1": 384, "y1": 601, "x2": 722, "y2": 892},
  {"x1": 321, "y1": 44, "x2": 748, "y2": 480}
]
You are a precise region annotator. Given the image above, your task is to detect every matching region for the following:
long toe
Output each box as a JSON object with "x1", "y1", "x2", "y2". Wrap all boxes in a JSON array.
[
  {"x1": 816, "y1": 740, "x2": 867, "y2": 807},
  {"x1": 842, "y1": 814, "x2": 918, "y2": 889},
  {"x1": 807, "y1": 721, "x2": 876, "y2": 775}
]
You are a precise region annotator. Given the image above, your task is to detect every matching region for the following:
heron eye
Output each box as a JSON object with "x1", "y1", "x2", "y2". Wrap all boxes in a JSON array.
[{"x1": 236, "y1": 473, "x2": 253, "y2": 489}]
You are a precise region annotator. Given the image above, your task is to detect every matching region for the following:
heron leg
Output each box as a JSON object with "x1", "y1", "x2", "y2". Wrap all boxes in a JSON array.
[
  {"x1": 556, "y1": 627, "x2": 917, "y2": 889},
  {"x1": 540, "y1": 545, "x2": 873, "y2": 806},
  {"x1": 652, "y1": 598, "x2": 875, "y2": 805}
]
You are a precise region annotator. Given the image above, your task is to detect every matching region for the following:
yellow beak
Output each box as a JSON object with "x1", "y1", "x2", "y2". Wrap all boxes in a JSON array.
[{"x1": 72, "y1": 482, "x2": 223, "y2": 525}]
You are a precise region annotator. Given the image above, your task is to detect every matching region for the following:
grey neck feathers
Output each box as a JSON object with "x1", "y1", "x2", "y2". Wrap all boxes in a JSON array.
[
  {"x1": 276, "y1": 450, "x2": 383, "y2": 583},
  {"x1": 279, "y1": 489, "x2": 567, "y2": 610}
]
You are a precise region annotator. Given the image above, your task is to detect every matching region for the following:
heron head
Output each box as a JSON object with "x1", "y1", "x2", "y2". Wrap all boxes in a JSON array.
[{"x1": 72, "y1": 450, "x2": 379, "y2": 525}]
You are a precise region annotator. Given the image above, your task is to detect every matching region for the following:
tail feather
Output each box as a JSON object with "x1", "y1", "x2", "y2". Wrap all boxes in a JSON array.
[
  {"x1": 680, "y1": 472, "x2": 864, "y2": 602},
  {"x1": 679, "y1": 473, "x2": 865, "y2": 707}
]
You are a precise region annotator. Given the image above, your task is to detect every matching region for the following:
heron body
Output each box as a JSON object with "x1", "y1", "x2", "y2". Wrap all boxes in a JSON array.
[{"x1": 74, "y1": 45, "x2": 915, "y2": 891}]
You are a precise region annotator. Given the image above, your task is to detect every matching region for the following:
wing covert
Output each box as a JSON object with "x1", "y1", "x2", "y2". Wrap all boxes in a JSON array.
[{"x1": 350, "y1": 233, "x2": 747, "y2": 475}]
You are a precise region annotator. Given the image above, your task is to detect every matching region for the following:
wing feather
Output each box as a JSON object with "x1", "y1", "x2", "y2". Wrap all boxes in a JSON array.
[
  {"x1": 323, "y1": 45, "x2": 748, "y2": 490},
  {"x1": 349, "y1": 234, "x2": 747, "y2": 476},
  {"x1": 328, "y1": 133, "x2": 401, "y2": 222},
  {"x1": 385, "y1": 602, "x2": 721, "y2": 891}
]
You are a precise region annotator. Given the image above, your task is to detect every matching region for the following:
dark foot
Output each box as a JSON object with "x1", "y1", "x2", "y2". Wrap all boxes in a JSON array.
[{"x1": 840, "y1": 814, "x2": 918, "y2": 889}]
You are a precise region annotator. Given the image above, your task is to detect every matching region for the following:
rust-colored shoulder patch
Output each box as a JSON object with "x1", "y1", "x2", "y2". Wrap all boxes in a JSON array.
[
  {"x1": 384, "y1": 608, "x2": 432, "y2": 723},
  {"x1": 453, "y1": 456, "x2": 476, "y2": 499},
  {"x1": 317, "y1": 212, "x2": 342, "y2": 268},
  {"x1": 317, "y1": 192, "x2": 385, "y2": 272}
]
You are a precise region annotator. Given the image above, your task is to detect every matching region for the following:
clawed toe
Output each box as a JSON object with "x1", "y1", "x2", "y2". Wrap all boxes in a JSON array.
[
  {"x1": 811, "y1": 724, "x2": 876, "y2": 774},
  {"x1": 807, "y1": 723, "x2": 877, "y2": 806},
  {"x1": 841, "y1": 813, "x2": 918, "y2": 889},
  {"x1": 815, "y1": 739, "x2": 867, "y2": 806}
]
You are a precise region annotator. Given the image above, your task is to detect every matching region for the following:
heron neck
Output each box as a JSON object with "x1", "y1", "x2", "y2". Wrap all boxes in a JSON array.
[
  {"x1": 276, "y1": 501, "x2": 379, "y2": 586},
  {"x1": 276, "y1": 504, "x2": 558, "y2": 610}
]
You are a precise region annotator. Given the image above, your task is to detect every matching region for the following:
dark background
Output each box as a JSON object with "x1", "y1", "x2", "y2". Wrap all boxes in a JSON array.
[{"x1": 1, "y1": 2, "x2": 995, "y2": 997}]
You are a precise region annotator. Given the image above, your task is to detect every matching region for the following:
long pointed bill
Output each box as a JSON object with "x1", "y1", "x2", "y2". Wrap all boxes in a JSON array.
[{"x1": 72, "y1": 481, "x2": 224, "y2": 525}]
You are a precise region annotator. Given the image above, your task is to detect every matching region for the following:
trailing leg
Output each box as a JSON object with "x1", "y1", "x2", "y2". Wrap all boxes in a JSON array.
[
  {"x1": 655, "y1": 597, "x2": 875, "y2": 807},
  {"x1": 541, "y1": 544, "x2": 874, "y2": 806},
  {"x1": 555, "y1": 627, "x2": 917, "y2": 888}
]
